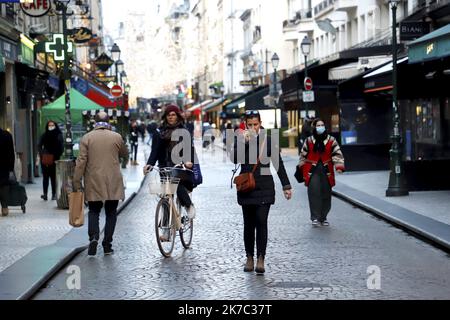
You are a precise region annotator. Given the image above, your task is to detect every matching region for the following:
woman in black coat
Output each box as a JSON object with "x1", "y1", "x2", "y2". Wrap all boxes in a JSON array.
[
  {"x1": 144, "y1": 105, "x2": 197, "y2": 222},
  {"x1": 38, "y1": 121, "x2": 64, "y2": 201},
  {"x1": 0, "y1": 127, "x2": 15, "y2": 216},
  {"x1": 231, "y1": 110, "x2": 292, "y2": 274}
]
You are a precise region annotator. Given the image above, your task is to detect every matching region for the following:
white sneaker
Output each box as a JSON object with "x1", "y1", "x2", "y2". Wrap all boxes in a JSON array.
[{"x1": 187, "y1": 204, "x2": 196, "y2": 219}]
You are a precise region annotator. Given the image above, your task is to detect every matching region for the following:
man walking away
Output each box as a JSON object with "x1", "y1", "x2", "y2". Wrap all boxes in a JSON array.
[{"x1": 73, "y1": 111, "x2": 129, "y2": 256}]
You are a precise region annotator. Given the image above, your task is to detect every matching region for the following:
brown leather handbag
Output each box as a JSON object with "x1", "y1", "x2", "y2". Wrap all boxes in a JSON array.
[
  {"x1": 41, "y1": 152, "x2": 55, "y2": 166},
  {"x1": 233, "y1": 138, "x2": 266, "y2": 193}
]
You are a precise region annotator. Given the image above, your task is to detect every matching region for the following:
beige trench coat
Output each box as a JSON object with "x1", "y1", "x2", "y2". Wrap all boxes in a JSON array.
[{"x1": 73, "y1": 127, "x2": 129, "y2": 202}]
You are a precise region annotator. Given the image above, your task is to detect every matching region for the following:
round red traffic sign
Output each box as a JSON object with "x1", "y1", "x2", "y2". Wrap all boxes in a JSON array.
[
  {"x1": 110, "y1": 85, "x2": 123, "y2": 97},
  {"x1": 304, "y1": 77, "x2": 313, "y2": 91}
]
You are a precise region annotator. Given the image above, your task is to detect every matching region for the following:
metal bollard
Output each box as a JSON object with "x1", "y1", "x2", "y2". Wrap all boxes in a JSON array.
[{"x1": 56, "y1": 159, "x2": 76, "y2": 209}]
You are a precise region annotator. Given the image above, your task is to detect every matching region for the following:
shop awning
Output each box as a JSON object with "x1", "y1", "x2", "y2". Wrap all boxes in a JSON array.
[
  {"x1": 187, "y1": 100, "x2": 212, "y2": 112},
  {"x1": 362, "y1": 57, "x2": 408, "y2": 93},
  {"x1": 328, "y1": 62, "x2": 360, "y2": 81},
  {"x1": 203, "y1": 97, "x2": 228, "y2": 112},
  {"x1": 40, "y1": 88, "x2": 103, "y2": 127},
  {"x1": 408, "y1": 24, "x2": 450, "y2": 64},
  {"x1": 72, "y1": 77, "x2": 117, "y2": 108},
  {"x1": 245, "y1": 86, "x2": 270, "y2": 110},
  {"x1": 363, "y1": 57, "x2": 409, "y2": 79}
]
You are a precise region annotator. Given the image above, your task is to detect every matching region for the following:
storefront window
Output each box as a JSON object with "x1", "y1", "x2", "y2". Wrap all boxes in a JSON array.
[
  {"x1": 404, "y1": 98, "x2": 449, "y2": 161},
  {"x1": 340, "y1": 102, "x2": 391, "y2": 145}
]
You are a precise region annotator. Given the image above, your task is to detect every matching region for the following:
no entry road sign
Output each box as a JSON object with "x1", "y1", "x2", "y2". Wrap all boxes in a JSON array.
[{"x1": 110, "y1": 85, "x2": 123, "y2": 97}]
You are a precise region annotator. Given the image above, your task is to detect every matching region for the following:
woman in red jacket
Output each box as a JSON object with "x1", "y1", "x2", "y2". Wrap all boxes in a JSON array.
[{"x1": 299, "y1": 119, "x2": 345, "y2": 226}]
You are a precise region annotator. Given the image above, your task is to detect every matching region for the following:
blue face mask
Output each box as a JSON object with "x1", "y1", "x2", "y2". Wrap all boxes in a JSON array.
[{"x1": 316, "y1": 126, "x2": 326, "y2": 135}]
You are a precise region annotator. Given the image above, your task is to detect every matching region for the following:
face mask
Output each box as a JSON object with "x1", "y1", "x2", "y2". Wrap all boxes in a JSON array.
[
  {"x1": 316, "y1": 126, "x2": 325, "y2": 135},
  {"x1": 48, "y1": 126, "x2": 55, "y2": 131}
]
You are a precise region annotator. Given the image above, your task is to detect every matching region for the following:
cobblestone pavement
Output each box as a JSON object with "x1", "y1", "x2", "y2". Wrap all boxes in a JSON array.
[
  {"x1": 0, "y1": 143, "x2": 148, "y2": 273},
  {"x1": 33, "y1": 142, "x2": 450, "y2": 299}
]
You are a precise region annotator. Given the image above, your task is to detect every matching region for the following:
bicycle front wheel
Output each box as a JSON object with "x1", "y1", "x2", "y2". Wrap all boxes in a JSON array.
[
  {"x1": 155, "y1": 198, "x2": 175, "y2": 257},
  {"x1": 179, "y1": 201, "x2": 193, "y2": 249}
]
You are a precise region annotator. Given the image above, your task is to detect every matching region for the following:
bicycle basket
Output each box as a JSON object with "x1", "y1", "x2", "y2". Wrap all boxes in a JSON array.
[{"x1": 148, "y1": 169, "x2": 181, "y2": 195}]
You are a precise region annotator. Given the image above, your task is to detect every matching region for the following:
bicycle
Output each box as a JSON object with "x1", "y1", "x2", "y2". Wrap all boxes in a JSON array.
[{"x1": 148, "y1": 166, "x2": 194, "y2": 257}]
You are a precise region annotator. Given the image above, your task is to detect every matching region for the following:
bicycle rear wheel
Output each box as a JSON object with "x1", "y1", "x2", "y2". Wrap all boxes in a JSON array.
[
  {"x1": 155, "y1": 198, "x2": 175, "y2": 257},
  {"x1": 179, "y1": 201, "x2": 193, "y2": 248}
]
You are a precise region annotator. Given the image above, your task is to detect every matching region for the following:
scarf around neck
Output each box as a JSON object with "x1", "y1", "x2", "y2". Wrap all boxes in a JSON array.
[{"x1": 312, "y1": 130, "x2": 327, "y2": 153}]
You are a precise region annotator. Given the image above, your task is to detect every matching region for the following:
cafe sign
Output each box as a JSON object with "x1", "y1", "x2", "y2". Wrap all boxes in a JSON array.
[{"x1": 21, "y1": 0, "x2": 52, "y2": 18}]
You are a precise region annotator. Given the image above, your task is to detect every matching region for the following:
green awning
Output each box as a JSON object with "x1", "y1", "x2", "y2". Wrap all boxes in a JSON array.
[
  {"x1": 408, "y1": 24, "x2": 450, "y2": 64},
  {"x1": 40, "y1": 88, "x2": 103, "y2": 131}
]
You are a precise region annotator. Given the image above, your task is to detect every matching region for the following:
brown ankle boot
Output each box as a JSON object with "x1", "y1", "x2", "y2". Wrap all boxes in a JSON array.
[
  {"x1": 1, "y1": 208, "x2": 9, "y2": 217},
  {"x1": 255, "y1": 256, "x2": 265, "y2": 274},
  {"x1": 243, "y1": 256, "x2": 254, "y2": 272}
]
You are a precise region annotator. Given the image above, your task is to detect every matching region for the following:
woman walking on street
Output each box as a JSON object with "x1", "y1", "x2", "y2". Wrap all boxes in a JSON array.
[
  {"x1": 231, "y1": 110, "x2": 292, "y2": 274},
  {"x1": 129, "y1": 121, "x2": 139, "y2": 165},
  {"x1": 38, "y1": 121, "x2": 63, "y2": 201},
  {"x1": 299, "y1": 118, "x2": 345, "y2": 227}
]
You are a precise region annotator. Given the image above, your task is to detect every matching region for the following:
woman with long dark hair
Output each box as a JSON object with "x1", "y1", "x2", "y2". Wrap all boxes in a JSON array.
[
  {"x1": 299, "y1": 118, "x2": 345, "y2": 226},
  {"x1": 143, "y1": 105, "x2": 197, "y2": 221},
  {"x1": 38, "y1": 121, "x2": 64, "y2": 201},
  {"x1": 232, "y1": 110, "x2": 292, "y2": 274}
]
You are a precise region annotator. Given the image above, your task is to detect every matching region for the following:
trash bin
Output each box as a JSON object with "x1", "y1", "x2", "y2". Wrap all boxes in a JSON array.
[{"x1": 56, "y1": 159, "x2": 76, "y2": 209}]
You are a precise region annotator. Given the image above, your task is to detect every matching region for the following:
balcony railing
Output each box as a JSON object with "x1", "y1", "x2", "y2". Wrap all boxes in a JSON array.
[
  {"x1": 314, "y1": 0, "x2": 335, "y2": 16},
  {"x1": 282, "y1": 9, "x2": 313, "y2": 30}
]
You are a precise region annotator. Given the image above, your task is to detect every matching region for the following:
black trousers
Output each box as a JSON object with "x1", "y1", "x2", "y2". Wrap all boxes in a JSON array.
[
  {"x1": 242, "y1": 204, "x2": 271, "y2": 257},
  {"x1": 41, "y1": 164, "x2": 56, "y2": 196},
  {"x1": 177, "y1": 183, "x2": 192, "y2": 208},
  {"x1": 88, "y1": 200, "x2": 119, "y2": 247},
  {"x1": 307, "y1": 162, "x2": 332, "y2": 222},
  {"x1": 0, "y1": 185, "x2": 9, "y2": 209},
  {"x1": 131, "y1": 143, "x2": 138, "y2": 161}
]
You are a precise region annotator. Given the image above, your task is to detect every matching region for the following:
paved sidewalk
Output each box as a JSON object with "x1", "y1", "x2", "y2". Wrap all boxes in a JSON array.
[
  {"x1": 0, "y1": 142, "x2": 149, "y2": 274},
  {"x1": 281, "y1": 148, "x2": 450, "y2": 251}
]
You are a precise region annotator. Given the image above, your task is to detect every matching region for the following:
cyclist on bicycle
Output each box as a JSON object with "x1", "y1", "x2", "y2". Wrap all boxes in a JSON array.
[{"x1": 143, "y1": 104, "x2": 197, "y2": 221}]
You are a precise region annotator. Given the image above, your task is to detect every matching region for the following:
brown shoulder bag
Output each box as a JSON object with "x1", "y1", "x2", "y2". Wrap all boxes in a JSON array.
[{"x1": 233, "y1": 138, "x2": 266, "y2": 193}]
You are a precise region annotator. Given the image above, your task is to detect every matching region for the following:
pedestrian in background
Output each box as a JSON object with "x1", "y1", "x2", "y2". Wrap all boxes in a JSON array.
[
  {"x1": 231, "y1": 110, "x2": 292, "y2": 274},
  {"x1": 0, "y1": 126, "x2": 15, "y2": 216},
  {"x1": 299, "y1": 118, "x2": 345, "y2": 227},
  {"x1": 38, "y1": 121, "x2": 63, "y2": 201},
  {"x1": 129, "y1": 120, "x2": 139, "y2": 165},
  {"x1": 73, "y1": 111, "x2": 129, "y2": 256}
]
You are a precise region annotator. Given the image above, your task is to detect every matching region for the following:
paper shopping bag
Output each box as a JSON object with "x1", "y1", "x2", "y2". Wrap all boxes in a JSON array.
[{"x1": 69, "y1": 191, "x2": 85, "y2": 227}]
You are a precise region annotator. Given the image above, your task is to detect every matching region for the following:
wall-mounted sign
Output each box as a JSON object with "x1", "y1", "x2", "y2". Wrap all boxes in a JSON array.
[
  {"x1": 239, "y1": 80, "x2": 259, "y2": 86},
  {"x1": 400, "y1": 21, "x2": 428, "y2": 41},
  {"x1": 68, "y1": 27, "x2": 93, "y2": 44},
  {"x1": 20, "y1": 0, "x2": 52, "y2": 18},
  {"x1": 94, "y1": 53, "x2": 114, "y2": 72},
  {"x1": 45, "y1": 34, "x2": 73, "y2": 61},
  {"x1": 97, "y1": 76, "x2": 116, "y2": 84}
]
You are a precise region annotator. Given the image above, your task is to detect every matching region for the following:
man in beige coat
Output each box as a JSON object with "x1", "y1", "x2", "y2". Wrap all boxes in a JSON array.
[{"x1": 73, "y1": 111, "x2": 128, "y2": 256}]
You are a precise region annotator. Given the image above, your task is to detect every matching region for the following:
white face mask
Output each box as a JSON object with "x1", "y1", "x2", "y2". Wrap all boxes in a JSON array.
[
  {"x1": 316, "y1": 126, "x2": 326, "y2": 135},
  {"x1": 48, "y1": 126, "x2": 55, "y2": 131}
]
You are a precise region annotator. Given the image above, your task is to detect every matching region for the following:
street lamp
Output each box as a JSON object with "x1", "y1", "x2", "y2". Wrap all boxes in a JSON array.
[
  {"x1": 111, "y1": 43, "x2": 121, "y2": 61},
  {"x1": 386, "y1": 0, "x2": 409, "y2": 196},
  {"x1": 300, "y1": 35, "x2": 312, "y2": 154},
  {"x1": 271, "y1": 53, "x2": 279, "y2": 129},
  {"x1": 120, "y1": 71, "x2": 128, "y2": 85}
]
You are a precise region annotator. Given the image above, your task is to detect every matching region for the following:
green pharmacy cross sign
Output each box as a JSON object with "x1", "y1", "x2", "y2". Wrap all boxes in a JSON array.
[{"x1": 44, "y1": 34, "x2": 73, "y2": 61}]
